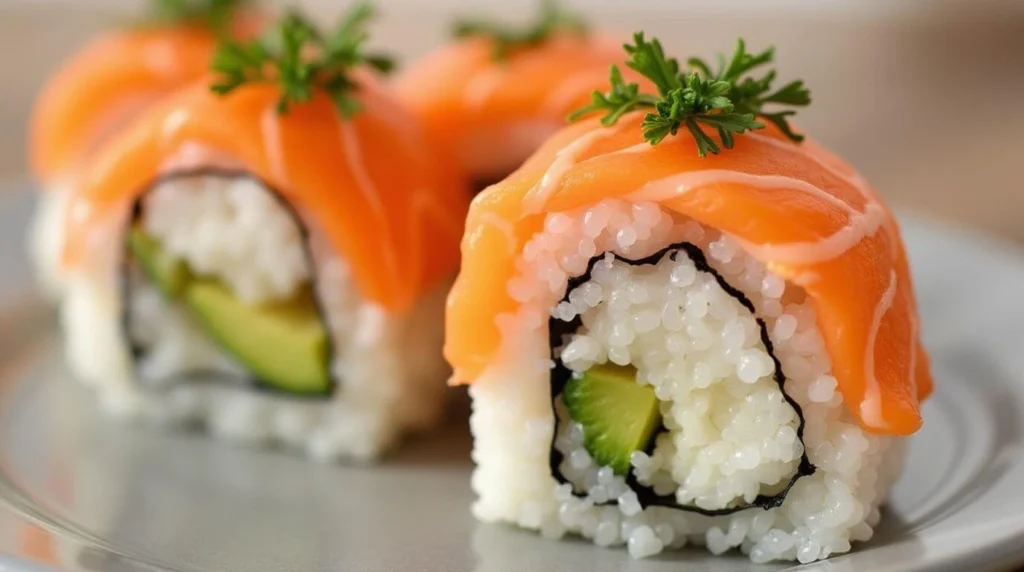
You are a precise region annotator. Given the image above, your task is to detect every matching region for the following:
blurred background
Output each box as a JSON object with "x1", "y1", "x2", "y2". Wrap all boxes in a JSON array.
[{"x1": 1, "y1": 0, "x2": 1023, "y2": 240}]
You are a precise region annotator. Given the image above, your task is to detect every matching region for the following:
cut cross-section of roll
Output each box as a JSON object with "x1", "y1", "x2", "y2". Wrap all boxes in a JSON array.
[
  {"x1": 59, "y1": 46, "x2": 469, "y2": 461},
  {"x1": 445, "y1": 111, "x2": 931, "y2": 562}
]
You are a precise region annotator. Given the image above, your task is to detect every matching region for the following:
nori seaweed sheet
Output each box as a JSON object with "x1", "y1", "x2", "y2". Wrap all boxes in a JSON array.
[
  {"x1": 120, "y1": 168, "x2": 337, "y2": 400},
  {"x1": 548, "y1": 242, "x2": 817, "y2": 516}
]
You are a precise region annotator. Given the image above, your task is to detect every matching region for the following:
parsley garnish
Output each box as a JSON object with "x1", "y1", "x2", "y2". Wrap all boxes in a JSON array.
[
  {"x1": 570, "y1": 34, "x2": 811, "y2": 157},
  {"x1": 148, "y1": 0, "x2": 252, "y2": 33},
  {"x1": 210, "y1": 3, "x2": 394, "y2": 116},
  {"x1": 453, "y1": 0, "x2": 588, "y2": 60}
]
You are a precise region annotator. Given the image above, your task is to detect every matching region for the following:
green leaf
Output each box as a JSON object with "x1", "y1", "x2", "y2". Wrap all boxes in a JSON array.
[
  {"x1": 333, "y1": 1, "x2": 376, "y2": 41},
  {"x1": 697, "y1": 112, "x2": 762, "y2": 131},
  {"x1": 146, "y1": 0, "x2": 252, "y2": 34},
  {"x1": 566, "y1": 64, "x2": 657, "y2": 124},
  {"x1": 763, "y1": 80, "x2": 811, "y2": 106},
  {"x1": 685, "y1": 118, "x2": 720, "y2": 158},
  {"x1": 625, "y1": 32, "x2": 681, "y2": 96},
  {"x1": 209, "y1": 4, "x2": 394, "y2": 117},
  {"x1": 701, "y1": 40, "x2": 809, "y2": 142},
  {"x1": 718, "y1": 127, "x2": 735, "y2": 150},
  {"x1": 641, "y1": 112, "x2": 676, "y2": 145},
  {"x1": 760, "y1": 111, "x2": 805, "y2": 142},
  {"x1": 453, "y1": 0, "x2": 589, "y2": 61},
  {"x1": 686, "y1": 56, "x2": 713, "y2": 78},
  {"x1": 718, "y1": 39, "x2": 774, "y2": 82},
  {"x1": 364, "y1": 55, "x2": 396, "y2": 74}
]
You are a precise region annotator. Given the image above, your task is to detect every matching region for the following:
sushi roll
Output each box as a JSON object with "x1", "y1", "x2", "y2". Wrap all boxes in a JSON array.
[
  {"x1": 28, "y1": 0, "x2": 263, "y2": 298},
  {"x1": 445, "y1": 35, "x2": 932, "y2": 562},
  {"x1": 395, "y1": 0, "x2": 648, "y2": 194},
  {"x1": 59, "y1": 7, "x2": 469, "y2": 461}
]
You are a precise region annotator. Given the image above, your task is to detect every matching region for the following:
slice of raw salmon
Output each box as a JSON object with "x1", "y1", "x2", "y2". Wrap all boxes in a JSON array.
[
  {"x1": 445, "y1": 112, "x2": 932, "y2": 436},
  {"x1": 30, "y1": 15, "x2": 263, "y2": 184},
  {"x1": 64, "y1": 76, "x2": 469, "y2": 313},
  {"x1": 394, "y1": 33, "x2": 650, "y2": 176}
]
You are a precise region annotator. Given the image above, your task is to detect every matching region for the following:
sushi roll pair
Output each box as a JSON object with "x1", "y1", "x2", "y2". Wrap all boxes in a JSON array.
[
  {"x1": 28, "y1": 0, "x2": 263, "y2": 299},
  {"x1": 30, "y1": 1, "x2": 935, "y2": 563},
  {"x1": 52, "y1": 6, "x2": 468, "y2": 461},
  {"x1": 446, "y1": 35, "x2": 933, "y2": 562}
]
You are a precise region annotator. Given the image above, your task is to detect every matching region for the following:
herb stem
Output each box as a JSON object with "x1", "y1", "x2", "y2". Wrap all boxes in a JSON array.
[{"x1": 210, "y1": 3, "x2": 394, "y2": 117}]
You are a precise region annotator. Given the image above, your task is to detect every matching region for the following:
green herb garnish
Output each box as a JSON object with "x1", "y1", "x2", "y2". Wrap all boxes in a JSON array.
[
  {"x1": 148, "y1": 0, "x2": 252, "y2": 33},
  {"x1": 570, "y1": 33, "x2": 811, "y2": 158},
  {"x1": 210, "y1": 3, "x2": 394, "y2": 116},
  {"x1": 453, "y1": 0, "x2": 588, "y2": 60}
]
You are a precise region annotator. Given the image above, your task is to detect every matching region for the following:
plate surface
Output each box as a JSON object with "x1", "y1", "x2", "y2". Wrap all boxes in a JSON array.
[{"x1": 0, "y1": 187, "x2": 1022, "y2": 572}]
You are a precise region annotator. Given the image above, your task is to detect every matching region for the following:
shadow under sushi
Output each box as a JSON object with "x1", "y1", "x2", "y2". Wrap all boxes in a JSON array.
[
  {"x1": 470, "y1": 521, "x2": 788, "y2": 572},
  {"x1": 382, "y1": 389, "x2": 474, "y2": 468}
]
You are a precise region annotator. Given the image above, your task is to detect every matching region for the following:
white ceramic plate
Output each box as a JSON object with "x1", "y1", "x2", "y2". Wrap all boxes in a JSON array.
[{"x1": 0, "y1": 185, "x2": 1022, "y2": 572}]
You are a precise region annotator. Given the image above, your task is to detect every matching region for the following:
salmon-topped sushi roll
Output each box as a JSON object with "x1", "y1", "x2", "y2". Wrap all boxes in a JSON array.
[
  {"x1": 395, "y1": 0, "x2": 649, "y2": 194},
  {"x1": 28, "y1": 0, "x2": 264, "y2": 299},
  {"x1": 446, "y1": 34, "x2": 931, "y2": 561},
  {"x1": 60, "y1": 6, "x2": 469, "y2": 461}
]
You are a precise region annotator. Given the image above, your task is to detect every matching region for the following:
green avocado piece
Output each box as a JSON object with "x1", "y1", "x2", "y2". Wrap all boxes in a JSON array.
[
  {"x1": 185, "y1": 281, "x2": 332, "y2": 396},
  {"x1": 562, "y1": 364, "x2": 662, "y2": 475},
  {"x1": 127, "y1": 226, "x2": 331, "y2": 395},
  {"x1": 128, "y1": 226, "x2": 190, "y2": 298}
]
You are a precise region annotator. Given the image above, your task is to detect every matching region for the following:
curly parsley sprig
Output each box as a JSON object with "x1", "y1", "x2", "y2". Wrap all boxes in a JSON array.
[
  {"x1": 210, "y1": 3, "x2": 394, "y2": 116},
  {"x1": 570, "y1": 33, "x2": 811, "y2": 157},
  {"x1": 688, "y1": 39, "x2": 811, "y2": 142},
  {"x1": 453, "y1": 0, "x2": 588, "y2": 61},
  {"x1": 148, "y1": 0, "x2": 253, "y2": 34}
]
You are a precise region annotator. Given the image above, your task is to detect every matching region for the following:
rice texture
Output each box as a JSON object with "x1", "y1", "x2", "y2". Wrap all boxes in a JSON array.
[
  {"x1": 61, "y1": 173, "x2": 451, "y2": 461},
  {"x1": 469, "y1": 198, "x2": 907, "y2": 562}
]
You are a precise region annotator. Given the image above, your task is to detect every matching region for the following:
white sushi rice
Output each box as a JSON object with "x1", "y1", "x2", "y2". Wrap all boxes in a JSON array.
[
  {"x1": 469, "y1": 198, "x2": 907, "y2": 562},
  {"x1": 28, "y1": 182, "x2": 74, "y2": 299},
  {"x1": 61, "y1": 174, "x2": 451, "y2": 461},
  {"x1": 142, "y1": 178, "x2": 311, "y2": 305}
]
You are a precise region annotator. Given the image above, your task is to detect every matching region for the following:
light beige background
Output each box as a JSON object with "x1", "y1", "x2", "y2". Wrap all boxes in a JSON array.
[{"x1": 2, "y1": 2, "x2": 1023, "y2": 241}]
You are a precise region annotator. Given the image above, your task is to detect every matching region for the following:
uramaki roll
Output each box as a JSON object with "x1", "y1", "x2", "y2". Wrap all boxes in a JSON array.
[
  {"x1": 59, "y1": 11, "x2": 469, "y2": 461},
  {"x1": 445, "y1": 36, "x2": 931, "y2": 562}
]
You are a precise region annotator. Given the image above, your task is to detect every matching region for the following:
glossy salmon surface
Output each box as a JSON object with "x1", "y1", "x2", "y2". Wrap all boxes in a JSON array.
[
  {"x1": 30, "y1": 16, "x2": 262, "y2": 184},
  {"x1": 65, "y1": 77, "x2": 469, "y2": 313},
  {"x1": 445, "y1": 112, "x2": 932, "y2": 436},
  {"x1": 394, "y1": 33, "x2": 647, "y2": 175}
]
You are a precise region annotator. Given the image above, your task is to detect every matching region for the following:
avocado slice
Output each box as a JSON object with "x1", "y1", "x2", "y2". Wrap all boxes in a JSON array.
[
  {"x1": 562, "y1": 364, "x2": 662, "y2": 475},
  {"x1": 127, "y1": 226, "x2": 332, "y2": 395},
  {"x1": 128, "y1": 226, "x2": 190, "y2": 298},
  {"x1": 184, "y1": 280, "x2": 331, "y2": 396}
]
